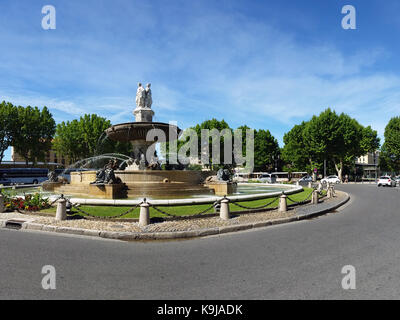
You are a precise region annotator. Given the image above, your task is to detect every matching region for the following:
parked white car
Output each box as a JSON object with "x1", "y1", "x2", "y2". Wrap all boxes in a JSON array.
[
  {"x1": 321, "y1": 175, "x2": 341, "y2": 185},
  {"x1": 377, "y1": 176, "x2": 396, "y2": 187}
]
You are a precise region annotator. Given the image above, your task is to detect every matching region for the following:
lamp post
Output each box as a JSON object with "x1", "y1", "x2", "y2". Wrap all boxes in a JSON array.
[{"x1": 272, "y1": 155, "x2": 279, "y2": 173}]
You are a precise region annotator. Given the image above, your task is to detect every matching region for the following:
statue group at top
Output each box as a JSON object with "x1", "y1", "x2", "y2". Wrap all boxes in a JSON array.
[{"x1": 136, "y1": 83, "x2": 152, "y2": 109}]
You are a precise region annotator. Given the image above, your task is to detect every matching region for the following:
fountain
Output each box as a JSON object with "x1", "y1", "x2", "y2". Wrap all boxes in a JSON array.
[{"x1": 52, "y1": 83, "x2": 214, "y2": 199}]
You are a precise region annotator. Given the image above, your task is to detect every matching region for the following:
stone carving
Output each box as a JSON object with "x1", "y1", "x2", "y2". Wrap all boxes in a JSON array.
[
  {"x1": 217, "y1": 168, "x2": 231, "y2": 182},
  {"x1": 145, "y1": 83, "x2": 152, "y2": 109},
  {"x1": 135, "y1": 83, "x2": 146, "y2": 108},
  {"x1": 135, "y1": 82, "x2": 152, "y2": 109},
  {"x1": 147, "y1": 152, "x2": 161, "y2": 170},
  {"x1": 91, "y1": 159, "x2": 122, "y2": 185},
  {"x1": 47, "y1": 171, "x2": 58, "y2": 183}
]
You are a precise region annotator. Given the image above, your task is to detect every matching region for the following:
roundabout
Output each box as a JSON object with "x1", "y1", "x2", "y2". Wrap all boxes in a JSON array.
[
  {"x1": 0, "y1": 183, "x2": 345, "y2": 240},
  {"x1": 3, "y1": 184, "x2": 398, "y2": 299}
]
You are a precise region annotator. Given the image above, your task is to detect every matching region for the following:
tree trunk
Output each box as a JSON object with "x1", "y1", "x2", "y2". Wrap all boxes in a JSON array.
[{"x1": 334, "y1": 160, "x2": 343, "y2": 182}]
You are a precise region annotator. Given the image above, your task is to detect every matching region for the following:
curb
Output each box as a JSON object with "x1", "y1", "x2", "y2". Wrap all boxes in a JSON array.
[{"x1": 0, "y1": 192, "x2": 350, "y2": 241}]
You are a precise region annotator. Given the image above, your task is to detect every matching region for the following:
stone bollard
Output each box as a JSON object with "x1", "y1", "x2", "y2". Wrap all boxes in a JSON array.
[
  {"x1": 327, "y1": 186, "x2": 333, "y2": 199},
  {"x1": 279, "y1": 193, "x2": 287, "y2": 213},
  {"x1": 220, "y1": 196, "x2": 230, "y2": 220},
  {"x1": 312, "y1": 190, "x2": 319, "y2": 204},
  {"x1": 0, "y1": 193, "x2": 5, "y2": 213},
  {"x1": 139, "y1": 199, "x2": 150, "y2": 227},
  {"x1": 308, "y1": 181, "x2": 312, "y2": 189},
  {"x1": 55, "y1": 198, "x2": 67, "y2": 221}
]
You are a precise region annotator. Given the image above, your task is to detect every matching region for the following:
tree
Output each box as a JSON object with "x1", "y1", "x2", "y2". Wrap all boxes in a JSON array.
[
  {"x1": 53, "y1": 114, "x2": 130, "y2": 163},
  {"x1": 301, "y1": 108, "x2": 379, "y2": 181},
  {"x1": 360, "y1": 126, "x2": 380, "y2": 155},
  {"x1": 0, "y1": 101, "x2": 18, "y2": 164},
  {"x1": 380, "y1": 117, "x2": 400, "y2": 172},
  {"x1": 13, "y1": 106, "x2": 56, "y2": 165},
  {"x1": 190, "y1": 119, "x2": 232, "y2": 170},
  {"x1": 282, "y1": 121, "x2": 314, "y2": 172},
  {"x1": 253, "y1": 129, "x2": 280, "y2": 171}
]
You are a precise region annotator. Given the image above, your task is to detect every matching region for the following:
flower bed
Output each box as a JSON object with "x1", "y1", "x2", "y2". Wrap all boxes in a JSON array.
[{"x1": 3, "y1": 192, "x2": 51, "y2": 212}]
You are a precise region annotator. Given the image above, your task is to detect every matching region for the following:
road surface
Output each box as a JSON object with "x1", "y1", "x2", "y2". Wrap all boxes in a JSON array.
[{"x1": 1, "y1": 184, "x2": 400, "y2": 299}]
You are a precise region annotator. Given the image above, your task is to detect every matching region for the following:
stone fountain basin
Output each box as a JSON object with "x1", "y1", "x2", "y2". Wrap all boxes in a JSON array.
[
  {"x1": 105, "y1": 122, "x2": 182, "y2": 142},
  {"x1": 53, "y1": 170, "x2": 215, "y2": 199}
]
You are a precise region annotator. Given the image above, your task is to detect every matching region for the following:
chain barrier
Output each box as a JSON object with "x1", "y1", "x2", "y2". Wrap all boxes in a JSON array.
[
  {"x1": 287, "y1": 190, "x2": 314, "y2": 205},
  {"x1": 65, "y1": 198, "x2": 143, "y2": 219},
  {"x1": 148, "y1": 200, "x2": 221, "y2": 218},
  {"x1": 49, "y1": 195, "x2": 64, "y2": 206},
  {"x1": 45, "y1": 188, "x2": 324, "y2": 220},
  {"x1": 230, "y1": 197, "x2": 279, "y2": 210}
]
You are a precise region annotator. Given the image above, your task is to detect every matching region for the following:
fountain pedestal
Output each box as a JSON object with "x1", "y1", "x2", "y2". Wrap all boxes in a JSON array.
[
  {"x1": 133, "y1": 107, "x2": 154, "y2": 122},
  {"x1": 206, "y1": 182, "x2": 237, "y2": 196},
  {"x1": 42, "y1": 181, "x2": 63, "y2": 192},
  {"x1": 88, "y1": 184, "x2": 127, "y2": 199}
]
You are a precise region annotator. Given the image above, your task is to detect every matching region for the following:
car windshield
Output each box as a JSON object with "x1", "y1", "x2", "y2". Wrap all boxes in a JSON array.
[{"x1": 380, "y1": 177, "x2": 389, "y2": 179}]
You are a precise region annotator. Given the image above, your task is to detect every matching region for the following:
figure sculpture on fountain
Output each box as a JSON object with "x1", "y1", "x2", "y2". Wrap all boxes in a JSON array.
[
  {"x1": 135, "y1": 83, "x2": 146, "y2": 109},
  {"x1": 135, "y1": 82, "x2": 152, "y2": 109},
  {"x1": 91, "y1": 159, "x2": 122, "y2": 185},
  {"x1": 145, "y1": 83, "x2": 152, "y2": 109},
  {"x1": 134, "y1": 82, "x2": 154, "y2": 122}
]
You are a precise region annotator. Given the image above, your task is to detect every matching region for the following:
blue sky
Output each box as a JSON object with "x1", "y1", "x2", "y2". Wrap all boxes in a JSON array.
[{"x1": 1, "y1": 0, "x2": 400, "y2": 160}]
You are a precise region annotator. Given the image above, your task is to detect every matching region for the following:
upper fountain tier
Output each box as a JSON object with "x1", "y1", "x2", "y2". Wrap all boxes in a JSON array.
[{"x1": 105, "y1": 83, "x2": 181, "y2": 153}]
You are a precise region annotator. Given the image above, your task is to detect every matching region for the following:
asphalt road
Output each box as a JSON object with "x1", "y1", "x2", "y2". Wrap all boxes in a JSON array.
[{"x1": 1, "y1": 184, "x2": 400, "y2": 299}]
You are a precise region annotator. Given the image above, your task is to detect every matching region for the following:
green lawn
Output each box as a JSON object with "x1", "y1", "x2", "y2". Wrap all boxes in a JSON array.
[{"x1": 40, "y1": 188, "x2": 316, "y2": 219}]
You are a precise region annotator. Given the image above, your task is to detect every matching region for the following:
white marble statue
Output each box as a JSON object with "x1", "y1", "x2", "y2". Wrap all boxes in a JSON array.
[
  {"x1": 145, "y1": 83, "x2": 152, "y2": 109},
  {"x1": 135, "y1": 83, "x2": 146, "y2": 108}
]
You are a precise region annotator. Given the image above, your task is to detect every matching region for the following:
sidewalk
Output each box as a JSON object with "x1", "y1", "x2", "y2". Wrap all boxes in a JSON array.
[{"x1": 0, "y1": 191, "x2": 350, "y2": 241}]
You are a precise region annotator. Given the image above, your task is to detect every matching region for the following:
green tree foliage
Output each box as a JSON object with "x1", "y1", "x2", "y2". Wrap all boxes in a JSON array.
[
  {"x1": 13, "y1": 106, "x2": 56, "y2": 165},
  {"x1": 283, "y1": 108, "x2": 380, "y2": 180},
  {"x1": 0, "y1": 101, "x2": 19, "y2": 164},
  {"x1": 53, "y1": 114, "x2": 130, "y2": 163},
  {"x1": 254, "y1": 129, "x2": 280, "y2": 171},
  {"x1": 163, "y1": 119, "x2": 279, "y2": 172},
  {"x1": 282, "y1": 122, "x2": 312, "y2": 172},
  {"x1": 192, "y1": 118, "x2": 231, "y2": 169},
  {"x1": 380, "y1": 117, "x2": 400, "y2": 172}
]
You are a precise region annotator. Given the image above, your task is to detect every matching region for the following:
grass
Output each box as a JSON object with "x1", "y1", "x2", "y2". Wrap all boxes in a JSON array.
[{"x1": 39, "y1": 188, "x2": 316, "y2": 219}]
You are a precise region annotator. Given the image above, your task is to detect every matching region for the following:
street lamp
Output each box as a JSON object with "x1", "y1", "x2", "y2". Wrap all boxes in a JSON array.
[{"x1": 272, "y1": 155, "x2": 279, "y2": 172}]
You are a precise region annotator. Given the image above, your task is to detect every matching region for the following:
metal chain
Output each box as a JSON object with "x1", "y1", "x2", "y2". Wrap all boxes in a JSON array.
[
  {"x1": 230, "y1": 197, "x2": 278, "y2": 210},
  {"x1": 66, "y1": 198, "x2": 142, "y2": 219},
  {"x1": 148, "y1": 200, "x2": 220, "y2": 218},
  {"x1": 49, "y1": 195, "x2": 64, "y2": 206},
  {"x1": 287, "y1": 190, "x2": 313, "y2": 205}
]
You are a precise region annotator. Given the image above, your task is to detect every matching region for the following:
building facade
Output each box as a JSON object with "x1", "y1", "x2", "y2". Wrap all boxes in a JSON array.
[
  {"x1": 11, "y1": 147, "x2": 72, "y2": 168},
  {"x1": 355, "y1": 151, "x2": 380, "y2": 180}
]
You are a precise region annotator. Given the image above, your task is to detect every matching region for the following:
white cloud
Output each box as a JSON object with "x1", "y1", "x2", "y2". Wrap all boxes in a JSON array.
[{"x1": 0, "y1": 0, "x2": 398, "y2": 144}]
